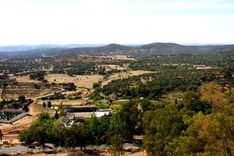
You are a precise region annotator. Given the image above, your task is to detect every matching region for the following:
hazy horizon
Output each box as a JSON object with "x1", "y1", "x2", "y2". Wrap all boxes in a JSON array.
[{"x1": 0, "y1": 42, "x2": 233, "y2": 48}]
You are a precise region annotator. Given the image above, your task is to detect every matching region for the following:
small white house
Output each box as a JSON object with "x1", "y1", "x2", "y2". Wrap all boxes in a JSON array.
[{"x1": 94, "y1": 109, "x2": 112, "y2": 117}]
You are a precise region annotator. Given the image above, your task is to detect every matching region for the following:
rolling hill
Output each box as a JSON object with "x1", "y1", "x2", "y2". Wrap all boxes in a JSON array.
[{"x1": 1, "y1": 42, "x2": 234, "y2": 60}]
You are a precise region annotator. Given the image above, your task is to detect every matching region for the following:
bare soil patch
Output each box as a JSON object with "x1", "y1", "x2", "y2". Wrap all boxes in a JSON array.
[
  {"x1": 45, "y1": 74, "x2": 103, "y2": 89},
  {"x1": 0, "y1": 115, "x2": 35, "y2": 135},
  {"x1": 2, "y1": 87, "x2": 53, "y2": 100}
]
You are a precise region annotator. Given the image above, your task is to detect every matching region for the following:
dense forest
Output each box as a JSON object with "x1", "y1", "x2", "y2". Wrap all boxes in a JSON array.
[{"x1": 19, "y1": 82, "x2": 234, "y2": 155}]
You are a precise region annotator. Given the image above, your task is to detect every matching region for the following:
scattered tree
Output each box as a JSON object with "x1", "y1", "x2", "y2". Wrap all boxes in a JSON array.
[
  {"x1": 42, "y1": 102, "x2": 46, "y2": 109},
  {"x1": 109, "y1": 134, "x2": 124, "y2": 156},
  {"x1": 0, "y1": 129, "x2": 3, "y2": 142},
  {"x1": 47, "y1": 100, "x2": 52, "y2": 108}
]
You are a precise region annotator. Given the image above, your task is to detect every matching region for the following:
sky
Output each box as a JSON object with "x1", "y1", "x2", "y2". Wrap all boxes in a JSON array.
[{"x1": 0, "y1": 0, "x2": 234, "y2": 45}]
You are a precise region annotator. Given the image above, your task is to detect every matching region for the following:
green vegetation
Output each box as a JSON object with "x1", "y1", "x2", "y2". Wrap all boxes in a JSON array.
[
  {"x1": 19, "y1": 113, "x2": 58, "y2": 149},
  {"x1": 2, "y1": 43, "x2": 234, "y2": 155},
  {"x1": 0, "y1": 95, "x2": 32, "y2": 110},
  {"x1": 143, "y1": 82, "x2": 234, "y2": 156},
  {"x1": 41, "y1": 92, "x2": 65, "y2": 100},
  {"x1": 0, "y1": 95, "x2": 32, "y2": 121},
  {"x1": 19, "y1": 82, "x2": 234, "y2": 155},
  {"x1": 19, "y1": 99, "x2": 145, "y2": 149},
  {"x1": 109, "y1": 134, "x2": 124, "y2": 156},
  {"x1": 29, "y1": 71, "x2": 46, "y2": 81},
  {"x1": 102, "y1": 68, "x2": 233, "y2": 99}
]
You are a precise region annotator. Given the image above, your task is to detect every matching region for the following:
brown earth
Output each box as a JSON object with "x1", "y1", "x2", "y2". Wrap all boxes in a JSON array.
[
  {"x1": 45, "y1": 74, "x2": 103, "y2": 89},
  {"x1": 1, "y1": 87, "x2": 54, "y2": 101}
]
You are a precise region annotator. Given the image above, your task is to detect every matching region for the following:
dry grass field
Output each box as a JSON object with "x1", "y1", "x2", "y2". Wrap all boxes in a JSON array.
[
  {"x1": 45, "y1": 74, "x2": 103, "y2": 89},
  {"x1": 102, "y1": 70, "x2": 156, "y2": 86},
  {"x1": 130, "y1": 70, "x2": 155, "y2": 75},
  {"x1": 2, "y1": 87, "x2": 53, "y2": 100},
  {"x1": 9, "y1": 70, "x2": 154, "y2": 90},
  {"x1": 10, "y1": 73, "x2": 103, "y2": 89},
  {"x1": 37, "y1": 98, "x2": 87, "y2": 106},
  {"x1": 11, "y1": 75, "x2": 41, "y2": 83}
]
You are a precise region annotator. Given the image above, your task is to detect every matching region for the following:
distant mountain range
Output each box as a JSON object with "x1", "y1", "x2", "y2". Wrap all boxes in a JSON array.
[
  {"x1": 51, "y1": 43, "x2": 234, "y2": 57},
  {"x1": 0, "y1": 42, "x2": 234, "y2": 61}
]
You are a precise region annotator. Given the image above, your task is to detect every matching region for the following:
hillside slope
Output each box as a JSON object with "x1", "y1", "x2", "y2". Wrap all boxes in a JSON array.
[
  {"x1": 1, "y1": 42, "x2": 234, "y2": 60},
  {"x1": 57, "y1": 42, "x2": 234, "y2": 57}
]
